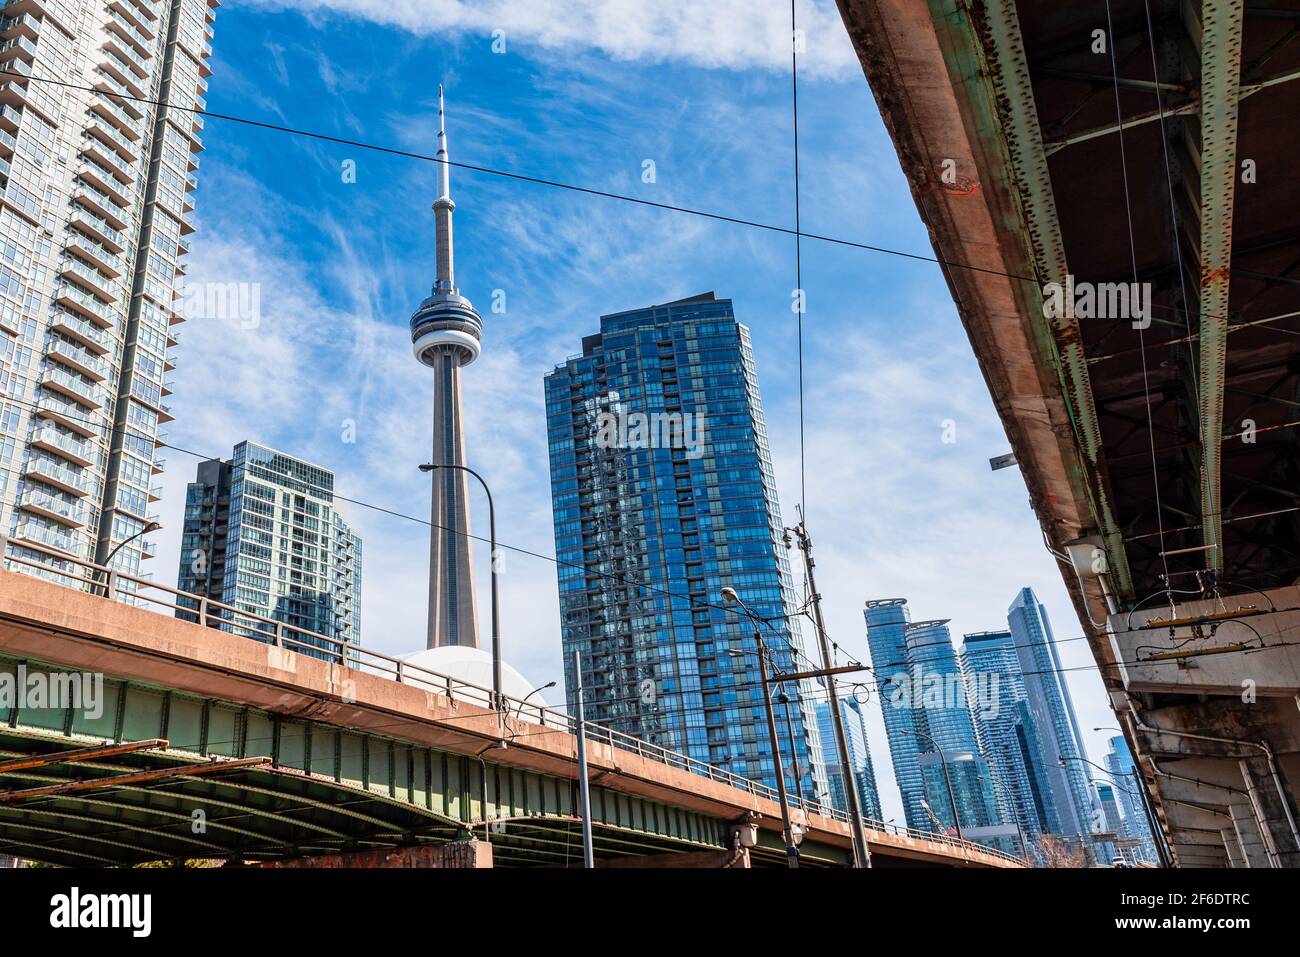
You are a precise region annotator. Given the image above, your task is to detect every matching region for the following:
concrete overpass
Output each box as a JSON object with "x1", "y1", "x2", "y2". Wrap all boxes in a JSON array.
[
  {"x1": 0, "y1": 558, "x2": 1019, "y2": 868},
  {"x1": 837, "y1": 0, "x2": 1300, "y2": 866}
]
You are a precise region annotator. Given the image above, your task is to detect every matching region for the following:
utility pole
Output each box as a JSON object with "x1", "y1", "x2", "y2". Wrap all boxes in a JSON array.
[
  {"x1": 573, "y1": 650, "x2": 594, "y2": 868},
  {"x1": 790, "y1": 512, "x2": 872, "y2": 868}
]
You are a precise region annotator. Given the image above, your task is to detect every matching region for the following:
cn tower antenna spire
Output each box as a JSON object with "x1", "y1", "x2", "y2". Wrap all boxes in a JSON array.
[{"x1": 433, "y1": 83, "x2": 456, "y2": 293}]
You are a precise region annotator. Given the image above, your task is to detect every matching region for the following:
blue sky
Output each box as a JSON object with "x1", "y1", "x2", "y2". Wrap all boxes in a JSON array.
[{"x1": 155, "y1": 0, "x2": 1120, "y2": 825}]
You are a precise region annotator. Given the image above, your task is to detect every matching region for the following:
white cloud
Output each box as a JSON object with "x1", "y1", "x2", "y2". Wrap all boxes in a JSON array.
[{"x1": 240, "y1": 0, "x2": 859, "y2": 79}]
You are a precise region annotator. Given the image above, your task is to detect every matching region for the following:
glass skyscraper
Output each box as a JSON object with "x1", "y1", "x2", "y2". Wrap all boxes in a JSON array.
[
  {"x1": 815, "y1": 697, "x2": 883, "y2": 821},
  {"x1": 176, "y1": 441, "x2": 361, "y2": 660},
  {"x1": 864, "y1": 598, "x2": 928, "y2": 831},
  {"x1": 1007, "y1": 587, "x2": 1094, "y2": 841},
  {"x1": 865, "y1": 599, "x2": 1004, "y2": 839},
  {"x1": 0, "y1": 0, "x2": 215, "y2": 583},
  {"x1": 904, "y1": 619, "x2": 1004, "y2": 837},
  {"x1": 544, "y1": 293, "x2": 826, "y2": 799},
  {"x1": 959, "y1": 629, "x2": 1061, "y2": 840},
  {"x1": 1104, "y1": 734, "x2": 1157, "y2": 863}
]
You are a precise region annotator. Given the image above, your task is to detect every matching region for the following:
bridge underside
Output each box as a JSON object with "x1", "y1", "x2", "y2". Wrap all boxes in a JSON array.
[
  {"x1": 837, "y1": 0, "x2": 1300, "y2": 866},
  {"x1": 0, "y1": 656, "x2": 826, "y2": 868}
]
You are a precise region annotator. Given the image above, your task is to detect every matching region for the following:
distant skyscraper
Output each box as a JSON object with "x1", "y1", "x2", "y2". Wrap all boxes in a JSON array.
[
  {"x1": 1007, "y1": 587, "x2": 1094, "y2": 840},
  {"x1": 410, "y1": 87, "x2": 482, "y2": 649},
  {"x1": 959, "y1": 630, "x2": 1061, "y2": 840},
  {"x1": 176, "y1": 441, "x2": 361, "y2": 659},
  {"x1": 864, "y1": 598, "x2": 928, "y2": 831},
  {"x1": 816, "y1": 697, "x2": 883, "y2": 821},
  {"x1": 903, "y1": 619, "x2": 1004, "y2": 838},
  {"x1": 544, "y1": 293, "x2": 826, "y2": 799},
  {"x1": 1104, "y1": 734, "x2": 1157, "y2": 863},
  {"x1": 0, "y1": 0, "x2": 216, "y2": 580}
]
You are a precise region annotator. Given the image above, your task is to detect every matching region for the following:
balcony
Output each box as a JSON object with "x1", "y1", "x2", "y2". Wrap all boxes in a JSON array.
[
  {"x1": 0, "y1": 102, "x2": 21, "y2": 133},
  {"x1": 108, "y1": 0, "x2": 154, "y2": 38},
  {"x1": 37, "y1": 392, "x2": 101, "y2": 439},
  {"x1": 65, "y1": 229, "x2": 123, "y2": 278},
  {"x1": 18, "y1": 488, "x2": 87, "y2": 528},
  {"x1": 30, "y1": 425, "x2": 96, "y2": 467},
  {"x1": 79, "y1": 137, "x2": 135, "y2": 188},
  {"x1": 105, "y1": 9, "x2": 153, "y2": 58},
  {"x1": 24, "y1": 455, "x2": 93, "y2": 497},
  {"x1": 47, "y1": 337, "x2": 109, "y2": 381},
  {"x1": 92, "y1": 71, "x2": 145, "y2": 120},
  {"x1": 90, "y1": 96, "x2": 144, "y2": 142},
  {"x1": 59, "y1": 257, "x2": 119, "y2": 303},
  {"x1": 12, "y1": 520, "x2": 80, "y2": 557},
  {"x1": 0, "y1": 13, "x2": 40, "y2": 41},
  {"x1": 41, "y1": 365, "x2": 105, "y2": 411},
  {"x1": 51, "y1": 309, "x2": 114, "y2": 356},
  {"x1": 73, "y1": 184, "x2": 129, "y2": 231},
  {"x1": 99, "y1": 49, "x2": 146, "y2": 98},
  {"x1": 151, "y1": 457, "x2": 165, "y2": 474},
  {"x1": 0, "y1": 33, "x2": 35, "y2": 64},
  {"x1": 102, "y1": 34, "x2": 148, "y2": 80},
  {"x1": 70, "y1": 205, "x2": 127, "y2": 253},
  {"x1": 85, "y1": 116, "x2": 139, "y2": 165}
]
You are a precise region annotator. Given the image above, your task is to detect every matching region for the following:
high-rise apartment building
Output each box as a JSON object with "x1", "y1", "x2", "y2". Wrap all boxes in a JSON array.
[
  {"x1": 544, "y1": 293, "x2": 826, "y2": 799},
  {"x1": 959, "y1": 629, "x2": 1061, "y2": 840},
  {"x1": 176, "y1": 441, "x2": 361, "y2": 659},
  {"x1": 1007, "y1": 587, "x2": 1094, "y2": 840},
  {"x1": 903, "y1": 618, "x2": 1004, "y2": 838},
  {"x1": 815, "y1": 696, "x2": 883, "y2": 821},
  {"x1": 864, "y1": 598, "x2": 928, "y2": 831},
  {"x1": 0, "y1": 0, "x2": 216, "y2": 580}
]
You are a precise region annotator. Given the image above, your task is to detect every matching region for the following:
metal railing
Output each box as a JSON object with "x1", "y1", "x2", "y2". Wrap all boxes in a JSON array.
[{"x1": 0, "y1": 540, "x2": 1025, "y2": 865}]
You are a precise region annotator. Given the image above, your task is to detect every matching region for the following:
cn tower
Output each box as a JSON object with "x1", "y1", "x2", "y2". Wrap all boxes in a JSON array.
[{"x1": 411, "y1": 86, "x2": 482, "y2": 649}]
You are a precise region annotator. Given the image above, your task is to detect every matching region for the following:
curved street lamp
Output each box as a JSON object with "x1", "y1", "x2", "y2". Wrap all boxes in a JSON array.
[
  {"x1": 99, "y1": 521, "x2": 161, "y2": 597},
  {"x1": 419, "y1": 462, "x2": 501, "y2": 710},
  {"x1": 902, "y1": 727, "x2": 964, "y2": 842}
]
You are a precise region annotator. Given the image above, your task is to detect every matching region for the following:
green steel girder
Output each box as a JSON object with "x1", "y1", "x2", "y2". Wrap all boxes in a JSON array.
[
  {"x1": 934, "y1": 0, "x2": 1135, "y2": 596},
  {"x1": 1195, "y1": 0, "x2": 1246, "y2": 574},
  {"x1": 0, "y1": 653, "x2": 745, "y2": 867}
]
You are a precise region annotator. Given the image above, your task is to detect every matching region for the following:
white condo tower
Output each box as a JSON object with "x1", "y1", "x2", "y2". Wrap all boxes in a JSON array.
[{"x1": 410, "y1": 88, "x2": 483, "y2": 649}]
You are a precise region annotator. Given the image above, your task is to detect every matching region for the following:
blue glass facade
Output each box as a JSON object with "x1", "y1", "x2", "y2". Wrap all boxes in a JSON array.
[
  {"x1": 864, "y1": 598, "x2": 928, "y2": 831},
  {"x1": 959, "y1": 630, "x2": 1061, "y2": 840},
  {"x1": 1105, "y1": 735, "x2": 1157, "y2": 863},
  {"x1": 1007, "y1": 587, "x2": 1094, "y2": 840},
  {"x1": 904, "y1": 620, "x2": 1003, "y2": 835},
  {"x1": 544, "y1": 294, "x2": 826, "y2": 798},
  {"x1": 815, "y1": 697, "x2": 883, "y2": 821}
]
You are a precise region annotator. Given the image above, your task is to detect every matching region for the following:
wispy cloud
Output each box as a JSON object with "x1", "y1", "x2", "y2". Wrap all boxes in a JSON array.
[{"x1": 239, "y1": 0, "x2": 859, "y2": 79}]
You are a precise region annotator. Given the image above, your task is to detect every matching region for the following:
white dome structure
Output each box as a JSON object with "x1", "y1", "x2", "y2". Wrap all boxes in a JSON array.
[{"x1": 399, "y1": 645, "x2": 549, "y2": 708}]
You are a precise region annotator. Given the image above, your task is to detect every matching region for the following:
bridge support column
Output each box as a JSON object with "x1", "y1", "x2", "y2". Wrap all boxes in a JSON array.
[
  {"x1": 258, "y1": 841, "x2": 493, "y2": 869},
  {"x1": 1239, "y1": 755, "x2": 1300, "y2": 867}
]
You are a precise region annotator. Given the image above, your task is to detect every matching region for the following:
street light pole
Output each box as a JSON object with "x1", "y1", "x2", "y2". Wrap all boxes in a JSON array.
[
  {"x1": 903, "y1": 728, "x2": 963, "y2": 842},
  {"x1": 778, "y1": 690, "x2": 806, "y2": 811},
  {"x1": 99, "y1": 521, "x2": 161, "y2": 597},
  {"x1": 756, "y1": 636, "x2": 800, "y2": 868},
  {"x1": 572, "y1": 650, "x2": 594, "y2": 868},
  {"x1": 420, "y1": 462, "x2": 501, "y2": 710}
]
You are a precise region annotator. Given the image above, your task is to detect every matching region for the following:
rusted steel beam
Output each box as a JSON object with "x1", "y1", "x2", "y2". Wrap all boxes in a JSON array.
[
  {"x1": 1195, "y1": 0, "x2": 1246, "y2": 574},
  {"x1": 0, "y1": 739, "x2": 168, "y2": 774},
  {"x1": 0, "y1": 756, "x2": 269, "y2": 803}
]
